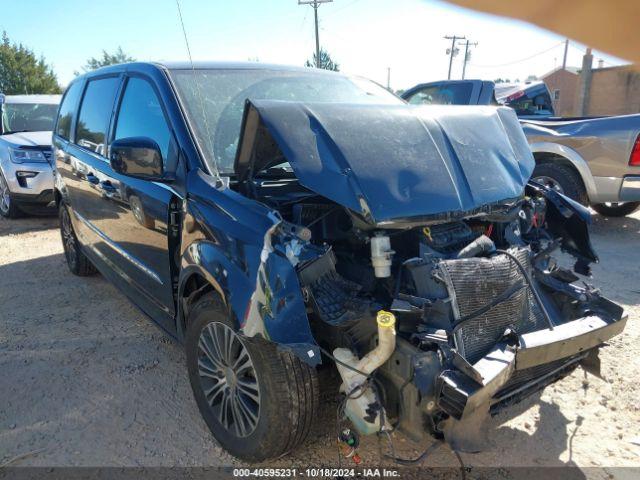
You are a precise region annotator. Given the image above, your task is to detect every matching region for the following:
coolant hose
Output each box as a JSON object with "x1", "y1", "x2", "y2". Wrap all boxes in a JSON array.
[{"x1": 457, "y1": 234, "x2": 495, "y2": 259}]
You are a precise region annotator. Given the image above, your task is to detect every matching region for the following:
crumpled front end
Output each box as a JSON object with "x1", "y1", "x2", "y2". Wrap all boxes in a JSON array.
[{"x1": 227, "y1": 99, "x2": 627, "y2": 454}]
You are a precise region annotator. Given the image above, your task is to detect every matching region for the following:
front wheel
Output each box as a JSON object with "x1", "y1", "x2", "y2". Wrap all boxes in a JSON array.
[
  {"x1": 592, "y1": 202, "x2": 640, "y2": 217},
  {"x1": 185, "y1": 293, "x2": 319, "y2": 461},
  {"x1": 0, "y1": 170, "x2": 23, "y2": 218}
]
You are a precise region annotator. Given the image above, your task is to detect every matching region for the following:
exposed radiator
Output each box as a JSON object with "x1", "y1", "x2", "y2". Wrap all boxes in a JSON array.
[{"x1": 438, "y1": 247, "x2": 548, "y2": 364}]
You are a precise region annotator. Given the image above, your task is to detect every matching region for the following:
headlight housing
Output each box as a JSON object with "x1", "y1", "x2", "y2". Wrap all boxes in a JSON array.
[{"x1": 9, "y1": 148, "x2": 47, "y2": 164}]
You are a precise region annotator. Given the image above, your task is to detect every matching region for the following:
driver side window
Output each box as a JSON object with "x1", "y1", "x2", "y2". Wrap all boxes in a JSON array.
[{"x1": 115, "y1": 77, "x2": 172, "y2": 165}]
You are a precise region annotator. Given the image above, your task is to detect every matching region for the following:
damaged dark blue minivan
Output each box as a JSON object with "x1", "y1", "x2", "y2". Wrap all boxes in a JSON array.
[{"x1": 52, "y1": 62, "x2": 627, "y2": 461}]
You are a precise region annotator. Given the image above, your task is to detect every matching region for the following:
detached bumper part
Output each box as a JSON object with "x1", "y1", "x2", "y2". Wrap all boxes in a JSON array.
[{"x1": 437, "y1": 311, "x2": 627, "y2": 452}]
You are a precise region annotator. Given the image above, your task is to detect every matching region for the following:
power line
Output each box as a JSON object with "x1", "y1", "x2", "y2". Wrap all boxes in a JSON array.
[
  {"x1": 469, "y1": 41, "x2": 564, "y2": 68},
  {"x1": 298, "y1": 0, "x2": 333, "y2": 68},
  {"x1": 324, "y1": 0, "x2": 363, "y2": 17},
  {"x1": 298, "y1": 8, "x2": 309, "y2": 35}
]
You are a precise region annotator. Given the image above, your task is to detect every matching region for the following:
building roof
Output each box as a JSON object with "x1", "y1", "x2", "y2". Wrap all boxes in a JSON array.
[{"x1": 541, "y1": 66, "x2": 580, "y2": 79}]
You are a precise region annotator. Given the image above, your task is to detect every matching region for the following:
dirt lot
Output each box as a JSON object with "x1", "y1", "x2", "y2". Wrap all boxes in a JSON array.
[{"x1": 1, "y1": 209, "x2": 639, "y2": 474}]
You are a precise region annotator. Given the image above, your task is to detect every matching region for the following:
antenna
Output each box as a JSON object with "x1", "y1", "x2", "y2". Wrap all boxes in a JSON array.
[
  {"x1": 174, "y1": 0, "x2": 219, "y2": 179},
  {"x1": 175, "y1": 0, "x2": 195, "y2": 71}
]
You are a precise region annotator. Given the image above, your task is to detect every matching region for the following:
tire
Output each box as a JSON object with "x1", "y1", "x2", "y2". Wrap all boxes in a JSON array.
[
  {"x1": 0, "y1": 170, "x2": 23, "y2": 219},
  {"x1": 592, "y1": 202, "x2": 640, "y2": 217},
  {"x1": 59, "y1": 203, "x2": 96, "y2": 276},
  {"x1": 531, "y1": 163, "x2": 589, "y2": 205},
  {"x1": 185, "y1": 293, "x2": 319, "y2": 462}
]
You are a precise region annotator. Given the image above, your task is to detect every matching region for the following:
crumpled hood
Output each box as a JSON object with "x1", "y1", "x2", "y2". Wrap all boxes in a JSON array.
[
  {"x1": 0, "y1": 131, "x2": 53, "y2": 148},
  {"x1": 235, "y1": 101, "x2": 535, "y2": 224}
]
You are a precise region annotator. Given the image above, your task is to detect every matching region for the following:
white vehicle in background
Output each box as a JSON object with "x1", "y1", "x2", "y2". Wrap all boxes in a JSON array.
[{"x1": 0, "y1": 93, "x2": 61, "y2": 218}]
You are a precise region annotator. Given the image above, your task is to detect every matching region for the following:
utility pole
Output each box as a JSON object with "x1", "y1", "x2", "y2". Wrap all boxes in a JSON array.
[
  {"x1": 444, "y1": 35, "x2": 465, "y2": 80},
  {"x1": 459, "y1": 39, "x2": 477, "y2": 79},
  {"x1": 299, "y1": 0, "x2": 333, "y2": 68},
  {"x1": 562, "y1": 38, "x2": 569, "y2": 70}
]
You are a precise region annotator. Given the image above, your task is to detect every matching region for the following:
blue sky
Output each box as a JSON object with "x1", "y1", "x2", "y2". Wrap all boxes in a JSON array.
[{"x1": 1, "y1": 0, "x2": 628, "y2": 89}]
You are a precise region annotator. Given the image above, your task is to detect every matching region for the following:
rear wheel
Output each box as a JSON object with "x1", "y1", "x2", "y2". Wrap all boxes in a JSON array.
[
  {"x1": 0, "y1": 170, "x2": 23, "y2": 218},
  {"x1": 185, "y1": 293, "x2": 319, "y2": 461},
  {"x1": 592, "y1": 202, "x2": 640, "y2": 217},
  {"x1": 59, "y1": 204, "x2": 96, "y2": 276},
  {"x1": 531, "y1": 163, "x2": 589, "y2": 205}
]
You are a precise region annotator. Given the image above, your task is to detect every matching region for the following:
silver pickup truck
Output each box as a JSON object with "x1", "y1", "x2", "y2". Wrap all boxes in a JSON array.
[{"x1": 402, "y1": 80, "x2": 640, "y2": 216}]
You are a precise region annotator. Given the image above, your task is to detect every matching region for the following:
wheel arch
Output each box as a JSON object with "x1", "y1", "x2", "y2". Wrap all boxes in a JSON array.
[
  {"x1": 530, "y1": 142, "x2": 596, "y2": 201},
  {"x1": 177, "y1": 263, "x2": 228, "y2": 342}
]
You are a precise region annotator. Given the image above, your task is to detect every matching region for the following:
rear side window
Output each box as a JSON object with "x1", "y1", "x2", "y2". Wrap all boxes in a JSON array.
[
  {"x1": 75, "y1": 77, "x2": 120, "y2": 155},
  {"x1": 114, "y1": 77, "x2": 172, "y2": 163},
  {"x1": 406, "y1": 84, "x2": 473, "y2": 105},
  {"x1": 55, "y1": 81, "x2": 83, "y2": 139}
]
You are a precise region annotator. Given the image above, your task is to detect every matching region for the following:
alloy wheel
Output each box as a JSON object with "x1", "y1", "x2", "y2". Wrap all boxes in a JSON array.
[
  {"x1": 197, "y1": 322, "x2": 261, "y2": 438},
  {"x1": 532, "y1": 175, "x2": 565, "y2": 194}
]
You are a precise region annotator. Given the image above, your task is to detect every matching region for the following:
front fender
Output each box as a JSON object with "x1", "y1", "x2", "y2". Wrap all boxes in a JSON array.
[{"x1": 179, "y1": 182, "x2": 321, "y2": 366}]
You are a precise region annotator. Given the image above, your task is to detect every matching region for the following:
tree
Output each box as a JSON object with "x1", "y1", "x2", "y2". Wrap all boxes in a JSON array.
[
  {"x1": 0, "y1": 31, "x2": 60, "y2": 94},
  {"x1": 305, "y1": 48, "x2": 339, "y2": 71},
  {"x1": 79, "y1": 47, "x2": 134, "y2": 73}
]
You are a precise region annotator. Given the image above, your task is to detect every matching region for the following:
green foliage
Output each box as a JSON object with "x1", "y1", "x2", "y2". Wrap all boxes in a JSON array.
[
  {"x1": 80, "y1": 47, "x2": 135, "y2": 73},
  {"x1": 305, "y1": 48, "x2": 339, "y2": 71},
  {"x1": 0, "y1": 31, "x2": 61, "y2": 94}
]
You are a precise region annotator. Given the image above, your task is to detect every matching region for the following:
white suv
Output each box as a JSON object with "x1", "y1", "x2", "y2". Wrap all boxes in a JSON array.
[{"x1": 0, "y1": 94, "x2": 61, "y2": 218}]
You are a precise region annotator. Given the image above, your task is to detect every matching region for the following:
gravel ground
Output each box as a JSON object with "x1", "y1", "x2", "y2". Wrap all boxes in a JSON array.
[{"x1": 0, "y1": 209, "x2": 639, "y2": 475}]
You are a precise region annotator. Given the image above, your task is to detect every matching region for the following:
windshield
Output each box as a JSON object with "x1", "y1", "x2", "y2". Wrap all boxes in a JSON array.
[
  {"x1": 169, "y1": 68, "x2": 403, "y2": 174},
  {"x1": 1, "y1": 103, "x2": 59, "y2": 134}
]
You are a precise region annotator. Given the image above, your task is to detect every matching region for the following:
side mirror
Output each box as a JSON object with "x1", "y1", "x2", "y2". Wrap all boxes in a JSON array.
[{"x1": 110, "y1": 137, "x2": 164, "y2": 180}]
